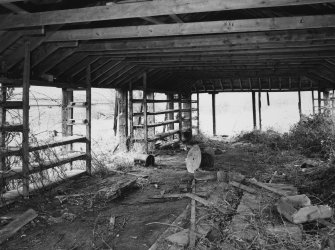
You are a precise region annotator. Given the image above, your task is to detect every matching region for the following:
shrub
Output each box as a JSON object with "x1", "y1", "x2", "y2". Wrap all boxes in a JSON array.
[
  {"x1": 289, "y1": 113, "x2": 335, "y2": 159},
  {"x1": 237, "y1": 113, "x2": 335, "y2": 159}
]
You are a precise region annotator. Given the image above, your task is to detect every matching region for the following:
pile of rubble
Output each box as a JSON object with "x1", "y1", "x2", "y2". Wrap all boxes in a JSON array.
[{"x1": 148, "y1": 145, "x2": 335, "y2": 250}]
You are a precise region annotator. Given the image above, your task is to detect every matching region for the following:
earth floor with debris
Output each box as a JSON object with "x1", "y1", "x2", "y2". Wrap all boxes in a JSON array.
[{"x1": 1, "y1": 137, "x2": 335, "y2": 250}]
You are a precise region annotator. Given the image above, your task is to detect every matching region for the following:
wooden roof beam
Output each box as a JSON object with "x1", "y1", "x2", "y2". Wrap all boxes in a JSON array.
[
  {"x1": 46, "y1": 15, "x2": 335, "y2": 42},
  {"x1": 1, "y1": 0, "x2": 334, "y2": 29}
]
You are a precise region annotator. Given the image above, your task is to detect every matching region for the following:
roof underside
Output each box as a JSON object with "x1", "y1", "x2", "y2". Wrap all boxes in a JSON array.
[{"x1": 1, "y1": 0, "x2": 335, "y2": 93}]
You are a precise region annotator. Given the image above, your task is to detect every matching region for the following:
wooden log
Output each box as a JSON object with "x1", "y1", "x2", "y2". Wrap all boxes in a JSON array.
[
  {"x1": 134, "y1": 154, "x2": 155, "y2": 167},
  {"x1": 0, "y1": 209, "x2": 37, "y2": 245},
  {"x1": 186, "y1": 145, "x2": 215, "y2": 173},
  {"x1": 186, "y1": 145, "x2": 202, "y2": 173}
]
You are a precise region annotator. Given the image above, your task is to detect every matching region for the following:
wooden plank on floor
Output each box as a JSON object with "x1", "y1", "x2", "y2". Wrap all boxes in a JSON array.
[{"x1": 0, "y1": 209, "x2": 37, "y2": 245}]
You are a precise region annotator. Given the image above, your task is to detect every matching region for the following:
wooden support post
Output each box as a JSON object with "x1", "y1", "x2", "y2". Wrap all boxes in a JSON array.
[
  {"x1": 62, "y1": 89, "x2": 73, "y2": 153},
  {"x1": 252, "y1": 91, "x2": 257, "y2": 130},
  {"x1": 0, "y1": 87, "x2": 6, "y2": 172},
  {"x1": 318, "y1": 90, "x2": 322, "y2": 114},
  {"x1": 129, "y1": 82, "x2": 134, "y2": 143},
  {"x1": 116, "y1": 88, "x2": 128, "y2": 152},
  {"x1": 312, "y1": 91, "x2": 315, "y2": 115},
  {"x1": 211, "y1": 93, "x2": 216, "y2": 136},
  {"x1": 86, "y1": 65, "x2": 92, "y2": 175},
  {"x1": 147, "y1": 91, "x2": 155, "y2": 151},
  {"x1": 258, "y1": 92, "x2": 262, "y2": 131},
  {"x1": 178, "y1": 92, "x2": 182, "y2": 143},
  {"x1": 0, "y1": 86, "x2": 6, "y2": 191},
  {"x1": 324, "y1": 90, "x2": 330, "y2": 115},
  {"x1": 125, "y1": 88, "x2": 129, "y2": 137},
  {"x1": 182, "y1": 92, "x2": 192, "y2": 141},
  {"x1": 196, "y1": 92, "x2": 200, "y2": 135},
  {"x1": 267, "y1": 92, "x2": 270, "y2": 106},
  {"x1": 143, "y1": 72, "x2": 148, "y2": 154},
  {"x1": 167, "y1": 94, "x2": 174, "y2": 130},
  {"x1": 298, "y1": 90, "x2": 302, "y2": 118},
  {"x1": 22, "y1": 40, "x2": 30, "y2": 197}
]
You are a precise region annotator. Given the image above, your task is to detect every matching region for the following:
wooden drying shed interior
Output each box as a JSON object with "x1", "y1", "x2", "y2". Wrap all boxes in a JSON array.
[{"x1": 1, "y1": 0, "x2": 335, "y2": 202}]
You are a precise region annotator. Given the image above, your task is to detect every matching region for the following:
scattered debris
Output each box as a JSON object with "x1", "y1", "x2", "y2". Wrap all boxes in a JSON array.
[
  {"x1": 166, "y1": 229, "x2": 189, "y2": 246},
  {"x1": 277, "y1": 195, "x2": 333, "y2": 224},
  {"x1": 148, "y1": 204, "x2": 190, "y2": 250},
  {"x1": 0, "y1": 209, "x2": 37, "y2": 245}
]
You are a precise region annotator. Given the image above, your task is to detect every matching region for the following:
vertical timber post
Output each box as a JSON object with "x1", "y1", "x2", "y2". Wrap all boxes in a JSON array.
[
  {"x1": 258, "y1": 92, "x2": 262, "y2": 131},
  {"x1": 0, "y1": 87, "x2": 6, "y2": 173},
  {"x1": 125, "y1": 88, "x2": 129, "y2": 137},
  {"x1": 182, "y1": 92, "x2": 192, "y2": 141},
  {"x1": 178, "y1": 92, "x2": 182, "y2": 143},
  {"x1": 147, "y1": 91, "x2": 155, "y2": 151},
  {"x1": 312, "y1": 91, "x2": 315, "y2": 115},
  {"x1": 252, "y1": 91, "x2": 257, "y2": 130},
  {"x1": 0, "y1": 86, "x2": 6, "y2": 192},
  {"x1": 324, "y1": 90, "x2": 330, "y2": 115},
  {"x1": 117, "y1": 88, "x2": 128, "y2": 152},
  {"x1": 143, "y1": 72, "x2": 148, "y2": 154},
  {"x1": 298, "y1": 90, "x2": 302, "y2": 118},
  {"x1": 211, "y1": 93, "x2": 216, "y2": 136},
  {"x1": 22, "y1": 40, "x2": 30, "y2": 197},
  {"x1": 318, "y1": 90, "x2": 322, "y2": 114},
  {"x1": 86, "y1": 65, "x2": 92, "y2": 175},
  {"x1": 62, "y1": 89, "x2": 73, "y2": 153},
  {"x1": 196, "y1": 92, "x2": 200, "y2": 135},
  {"x1": 167, "y1": 94, "x2": 174, "y2": 131},
  {"x1": 129, "y1": 82, "x2": 134, "y2": 145}
]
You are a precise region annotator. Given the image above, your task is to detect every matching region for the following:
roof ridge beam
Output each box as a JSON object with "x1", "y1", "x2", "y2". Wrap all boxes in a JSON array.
[{"x1": 1, "y1": 0, "x2": 334, "y2": 29}]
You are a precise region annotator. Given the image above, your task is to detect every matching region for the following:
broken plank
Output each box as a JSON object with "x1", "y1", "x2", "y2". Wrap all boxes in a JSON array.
[
  {"x1": 111, "y1": 169, "x2": 149, "y2": 178},
  {"x1": 98, "y1": 178, "x2": 137, "y2": 199},
  {"x1": 247, "y1": 179, "x2": 295, "y2": 196},
  {"x1": 0, "y1": 209, "x2": 37, "y2": 245},
  {"x1": 151, "y1": 193, "x2": 233, "y2": 214},
  {"x1": 148, "y1": 204, "x2": 190, "y2": 250},
  {"x1": 230, "y1": 181, "x2": 257, "y2": 194}
]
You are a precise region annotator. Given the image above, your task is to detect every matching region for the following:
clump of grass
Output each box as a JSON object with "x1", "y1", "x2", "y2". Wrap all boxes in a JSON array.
[
  {"x1": 237, "y1": 114, "x2": 335, "y2": 160},
  {"x1": 237, "y1": 129, "x2": 291, "y2": 151},
  {"x1": 290, "y1": 113, "x2": 335, "y2": 159}
]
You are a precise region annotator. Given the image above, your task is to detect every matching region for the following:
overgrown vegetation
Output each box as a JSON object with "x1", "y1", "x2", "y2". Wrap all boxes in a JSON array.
[{"x1": 237, "y1": 113, "x2": 335, "y2": 160}]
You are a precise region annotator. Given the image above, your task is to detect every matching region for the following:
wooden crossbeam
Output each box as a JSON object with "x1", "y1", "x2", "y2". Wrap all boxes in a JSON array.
[
  {"x1": 1, "y1": 0, "x2": 333, "y2": 30},
  {"x1": 67, "y1": 29, "x2": 335, "y2": 52},
  {"x1": 46, "y1": 15, "x2": 335, "y2": 41}
]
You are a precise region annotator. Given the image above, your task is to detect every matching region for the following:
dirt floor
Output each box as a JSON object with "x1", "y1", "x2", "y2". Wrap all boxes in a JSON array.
[{"x1": 0, "y1": 137, "x2": 332, "y2": 249}]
